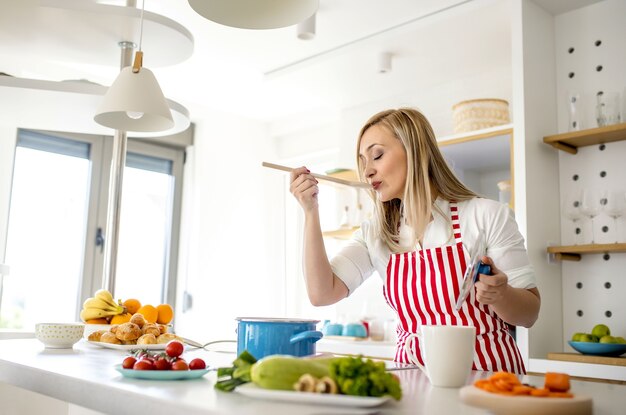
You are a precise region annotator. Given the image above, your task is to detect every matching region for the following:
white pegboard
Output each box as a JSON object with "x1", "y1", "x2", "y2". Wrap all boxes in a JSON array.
[{"x1": 554, "y1": 0, "x2": 626, "y2": 350}]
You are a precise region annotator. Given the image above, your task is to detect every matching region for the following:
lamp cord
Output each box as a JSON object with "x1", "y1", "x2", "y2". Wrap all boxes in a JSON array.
[{"x1": 138, "y1": 0, "x2": 145, "y2": 52}]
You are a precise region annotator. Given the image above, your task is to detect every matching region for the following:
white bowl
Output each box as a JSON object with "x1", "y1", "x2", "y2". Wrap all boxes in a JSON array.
[{"x1": 35, "y1": 323, "x2": 85, "y2": 349}]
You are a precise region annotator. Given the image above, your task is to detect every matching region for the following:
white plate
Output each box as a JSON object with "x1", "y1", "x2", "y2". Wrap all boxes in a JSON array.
[
  {"x1": 459, "y1": 385, "x2": 592, "y2": 415},
  {"x1": 235, "y1": 383, "x2": 392, "y2": 407},
  {"x1": 87, "y1": 341, "x2": 168, "y2": 351}
]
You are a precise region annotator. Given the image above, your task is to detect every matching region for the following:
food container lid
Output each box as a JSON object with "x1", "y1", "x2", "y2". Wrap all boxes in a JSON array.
[{"x1": 236, "y1": 317, "x2": 320, "y2": 324}]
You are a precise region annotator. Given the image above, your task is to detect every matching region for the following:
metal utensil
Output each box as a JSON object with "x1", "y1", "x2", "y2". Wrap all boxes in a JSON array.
[
  {"x1": 181, "y1": 338, "x2": 236, "y2": 350},
  {"x1": 455, "y1": 230, "x2": 491, "y2": 310}
]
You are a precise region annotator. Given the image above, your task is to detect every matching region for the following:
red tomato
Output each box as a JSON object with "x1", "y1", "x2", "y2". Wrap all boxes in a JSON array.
[
  {"x1": 133, "y1": 360, "x2": 154, "y2": 370},
  {"x1": 171, "y1": 359, "x2": 189, "y2": 371},
  {"x1": 154, "y1": 357, "x2": 171, "y2": 371},
  {"x1": 122, "y1": 356, "x2": 137, "y2": 369},
  {"x1": 189, "y1": 358, "x2": 206, "y2": 370},
  {"x1": 165, "y1": 340, "x2": 184, "y2": 358}
]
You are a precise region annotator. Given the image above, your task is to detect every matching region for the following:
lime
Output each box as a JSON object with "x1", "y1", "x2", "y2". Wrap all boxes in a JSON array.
[
  {"x1": 571, "y1": 332, "x2": 585, "y2": 342},
  {"x1": 591, "y1": 324, "x2": 610, "y2": 338},
  {"x1": 599, "y1": 335, "x2": 615, "y2": 344}
]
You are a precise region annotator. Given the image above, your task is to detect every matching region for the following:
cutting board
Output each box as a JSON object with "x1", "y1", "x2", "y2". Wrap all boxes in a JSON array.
[{"x1": 459, "y1": 385, "x2": 592, "y2": 415}]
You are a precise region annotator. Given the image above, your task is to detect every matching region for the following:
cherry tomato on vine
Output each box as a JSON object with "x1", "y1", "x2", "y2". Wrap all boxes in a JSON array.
[
  {"x1": 189, "y1": 358, "x2": 206, "y2": 370},
  {"x1": 165, "y1": 340, "x2": 184, "y2": 358}
]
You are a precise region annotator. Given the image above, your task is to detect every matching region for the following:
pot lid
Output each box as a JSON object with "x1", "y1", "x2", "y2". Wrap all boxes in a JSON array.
[{"x1": 236, "y1": 317, "x2": 320, "y2": 324}]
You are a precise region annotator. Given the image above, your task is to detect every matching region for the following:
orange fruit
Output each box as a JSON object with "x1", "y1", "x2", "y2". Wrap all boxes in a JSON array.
[
  {"x1": 85, "y1": 318, "x2": 109, "y2": 324},
  {"x1": 123, "y1": 298, "x2": 142, "y2": 315},
  {"x1": 156, "y1": 304, "x2": 174, "y2": 325},
  {"x1": 110, "y1": 313, "x2": 132, "y2": 325},
  {"x1": 136, "y1": 304, "x2": 158, "y2": 323}
]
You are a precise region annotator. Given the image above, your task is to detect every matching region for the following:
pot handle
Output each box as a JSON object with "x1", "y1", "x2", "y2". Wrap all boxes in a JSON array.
[{"x1": 290, "y1": 330, "x2": 323, "y2": 344}]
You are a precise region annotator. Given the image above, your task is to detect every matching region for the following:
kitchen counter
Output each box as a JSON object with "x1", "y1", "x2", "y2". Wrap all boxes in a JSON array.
[{"x1": 0, "y1": 339, "x2": 625, "y2": 415}]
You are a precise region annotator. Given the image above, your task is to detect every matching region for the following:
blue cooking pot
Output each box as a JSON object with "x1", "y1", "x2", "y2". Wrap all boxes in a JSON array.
[{"x1": 236, "y1": 317, "x2": 323, "y2": 359}]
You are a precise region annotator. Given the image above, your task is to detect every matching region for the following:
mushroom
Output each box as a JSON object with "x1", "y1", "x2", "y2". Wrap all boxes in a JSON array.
[
  {"x1": 315, "y1": 376, "x2": 338, "y2": 394},
  {"x1": 293, "y1": 374, "x2": 318, "y2": 392}
]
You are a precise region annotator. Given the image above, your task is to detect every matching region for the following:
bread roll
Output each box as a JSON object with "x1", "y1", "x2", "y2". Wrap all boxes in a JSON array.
[
  {"x1": 87, "y1": 330, "x2": 108, "y2": 342},
  {"x1": 114, "y1": 322, "x2": 142, "y2": 341},
  {"x1": 130, "y1": 313, "x2": 146, "y2": 328},
  {"x1": 142, "y1": 323, "x2": 161, "y2": 337},
  {"x1": 156, "y1": 333, "x2": 181, "y2": 344},
  {"x1": 100, "y1": 331, "x2": 122, "y2": 345},
  {"x1": 137, "y1": 333, "x2": 157, "y2": 345}
]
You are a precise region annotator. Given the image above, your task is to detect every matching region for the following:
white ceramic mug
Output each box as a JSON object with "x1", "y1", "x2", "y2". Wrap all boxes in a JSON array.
[{"x1": 404, "y1": 325, "x2": 475, "y2": 388}]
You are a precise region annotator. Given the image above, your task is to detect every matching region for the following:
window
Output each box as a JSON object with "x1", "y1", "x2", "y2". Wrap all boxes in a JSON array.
[{"x1": 0, "y1": 130, "x2": 184, "y2": 329}]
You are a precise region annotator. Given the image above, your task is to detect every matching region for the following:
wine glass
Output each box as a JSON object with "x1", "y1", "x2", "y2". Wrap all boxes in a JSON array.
[
  {"x1": 580, "y1": 189, "x2": 602, "y2": 244},
  {"x1": 602, "y1": 190, "x2": 626, "y2": 243},
  {"x1": 562, "y1": 191, "x2": 583, "y2": 245}
]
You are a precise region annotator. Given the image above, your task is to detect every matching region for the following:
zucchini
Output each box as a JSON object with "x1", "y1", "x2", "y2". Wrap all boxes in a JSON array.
[{"x1": 250, "y1": 355, "x2": 337, "y2": 390}]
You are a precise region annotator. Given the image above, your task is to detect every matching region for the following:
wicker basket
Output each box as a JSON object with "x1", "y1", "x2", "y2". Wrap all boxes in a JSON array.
[{"x1": 452, "y1": 98, "x2": 510, "y2": 133}]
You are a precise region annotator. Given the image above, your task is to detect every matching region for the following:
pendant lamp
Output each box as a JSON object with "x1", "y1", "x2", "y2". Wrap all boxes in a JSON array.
[
  {"x1": 188, "y1": 0, "x2": 319, "y2": 30},
  {"x1": 94, "y1": 0, "x2": 173, "y2": 132}
]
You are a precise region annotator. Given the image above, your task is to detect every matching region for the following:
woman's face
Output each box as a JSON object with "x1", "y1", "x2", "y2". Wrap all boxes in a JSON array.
[{"x1": 359, "y1": 124, "x2": 408, "y2": 202}]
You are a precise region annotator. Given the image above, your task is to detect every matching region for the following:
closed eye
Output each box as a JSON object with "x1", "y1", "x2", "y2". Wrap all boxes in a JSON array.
[{"x1": 373, "y1": 153, "x2": 382, "y2": 160}]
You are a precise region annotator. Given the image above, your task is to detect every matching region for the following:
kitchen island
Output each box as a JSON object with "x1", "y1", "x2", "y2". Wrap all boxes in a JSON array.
[{"x1": 0, "y1": 338, "x2": 624, "y2": 414}]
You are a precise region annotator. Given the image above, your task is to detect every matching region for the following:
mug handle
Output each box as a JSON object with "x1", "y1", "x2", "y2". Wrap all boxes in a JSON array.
[
  {"x1": 290, "y1": 330, "x2": 323, "y2": 344},
  {"x1": 404, "y1": 333, "x2": 428, "y2": 376}
]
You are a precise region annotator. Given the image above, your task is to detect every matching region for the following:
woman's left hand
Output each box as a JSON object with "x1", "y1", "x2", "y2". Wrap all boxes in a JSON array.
[{"x1": 474, "y1": 256, "x2": 509, "y2": 305}]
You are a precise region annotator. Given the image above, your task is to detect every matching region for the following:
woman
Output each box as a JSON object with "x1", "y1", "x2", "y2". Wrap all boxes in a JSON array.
[{"x1": 289, "y1": 108, "x2": 540, "y2": 374}]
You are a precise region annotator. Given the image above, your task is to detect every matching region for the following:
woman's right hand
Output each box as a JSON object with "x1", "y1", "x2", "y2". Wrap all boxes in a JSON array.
[{"x1": 289, "y1": 166, "x2": 319, "y2": 212}]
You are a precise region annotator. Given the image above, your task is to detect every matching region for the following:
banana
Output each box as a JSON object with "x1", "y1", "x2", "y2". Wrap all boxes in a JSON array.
[
  {"x1": 94, "y1": 289, "x2": 116, "y2": 305},
  {"x1": 82, "y1": 297, "x2": 121, "y2": 312},
  {"x1": 80, "y1": 307, "x2": 122, "y2": 321}
]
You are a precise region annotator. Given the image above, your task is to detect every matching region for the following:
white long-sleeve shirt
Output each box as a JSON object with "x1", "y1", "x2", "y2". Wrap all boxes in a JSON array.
[{"x1": 330, "y1": 197, "x2": 537, "y2": 295}]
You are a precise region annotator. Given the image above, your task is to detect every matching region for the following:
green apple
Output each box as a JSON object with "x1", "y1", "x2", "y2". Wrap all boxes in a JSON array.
[
  {"x1": 614, "y1": 337, "x2": 626, "y2": 344},
  {"x1": 571, "y1": 332, "x2": 586, "y2": 342},
  {"x1": 579, "y1": 334, "x2": 594, "y2": 342},
  {"x1": 591, "y1": 324, "x2": 610, "y2": 338},
  {"x1": 599, "y1": 335, "x2": 616, "y2": 344}
]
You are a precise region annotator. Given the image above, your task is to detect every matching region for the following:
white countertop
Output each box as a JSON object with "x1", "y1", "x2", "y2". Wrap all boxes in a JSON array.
[{"x1": 0, "y1": 339, "x2": 625, "y2": 415}]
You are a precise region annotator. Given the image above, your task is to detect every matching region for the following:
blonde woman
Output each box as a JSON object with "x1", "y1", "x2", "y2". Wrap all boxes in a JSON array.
[{"x1": 289, "y1": 108, "x2": 540, "y2": 374}]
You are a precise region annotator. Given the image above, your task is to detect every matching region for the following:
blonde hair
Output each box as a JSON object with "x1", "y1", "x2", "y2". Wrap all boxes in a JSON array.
[{"x1": 356, "y1": 108, "x2": 477, "y2": 252}]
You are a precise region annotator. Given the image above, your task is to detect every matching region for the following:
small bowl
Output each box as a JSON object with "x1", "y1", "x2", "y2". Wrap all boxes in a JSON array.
[
  {"x1": 342, "y1": 323, "x2": 367, "y2": 338},
  {"x1": 35, "y1": 323, "x2": 85, "y2": 349}
]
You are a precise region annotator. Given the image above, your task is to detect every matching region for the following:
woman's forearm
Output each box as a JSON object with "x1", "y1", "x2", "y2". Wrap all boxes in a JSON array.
[
  {"x1": 492, "y1": 287, "x2": 540, "y2": 328},
  {"x1": 302, "y1": 210, "x2": 348, "y2": 306}
]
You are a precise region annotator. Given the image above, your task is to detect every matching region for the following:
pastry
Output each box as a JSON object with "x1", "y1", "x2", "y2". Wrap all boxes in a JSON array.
[
  {"x1": 156, "y1": 333, "x2": 181, "y2": 344},
  {"x1": 137, "y1": 334, "x2": 157, "y2": 345},
  {"x1": 142, "y1": 323, "x2": 161, "y2": 337},
  {"x1": 87, "y1": 330, "x2": 107, "y2": 342},
  {"x1": 114, "y1": 322, "x2": 142, "y2": 341},
  {"x1": 100, "y1": 331, "x2": 121, "y2": 345},
  {"x1": 130, "y1": 313, "x2": 146, "y2": 328}
]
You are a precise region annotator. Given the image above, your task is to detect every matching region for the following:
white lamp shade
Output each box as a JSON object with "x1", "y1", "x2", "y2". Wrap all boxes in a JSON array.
[
  {"x1": 188, "y1": 0, "x2": 319, "y2": 30},
  {"x1": 94, "y1": 66, "x2": 174, "y2": 132}
]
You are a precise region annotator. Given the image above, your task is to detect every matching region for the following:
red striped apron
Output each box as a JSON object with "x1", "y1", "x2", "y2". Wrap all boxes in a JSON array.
[{"x1": 382, "y1": 202, "x2": 526, "y2": 374}]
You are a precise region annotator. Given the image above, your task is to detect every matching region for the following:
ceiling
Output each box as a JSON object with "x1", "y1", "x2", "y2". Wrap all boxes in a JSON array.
[{"x1": 0, "y1": 0, "x2": 603, "y2": 135}]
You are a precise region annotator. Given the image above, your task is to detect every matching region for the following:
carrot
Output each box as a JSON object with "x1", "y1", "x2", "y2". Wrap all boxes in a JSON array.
[
  {"x1": 511, "y1": 385, "x2": 534, "y2": 395},
  {"x1": 544, "y1": 372, "x2": 570, "y2": 392},
  {"x1": 530, "y1": 388, "x2": 551, "y2": 397}
]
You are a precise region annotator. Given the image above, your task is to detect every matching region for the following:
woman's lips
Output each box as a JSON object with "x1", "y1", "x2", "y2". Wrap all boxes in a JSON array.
[{"x1": 372, "y1": 181, "x2": 381, "y2": 190}]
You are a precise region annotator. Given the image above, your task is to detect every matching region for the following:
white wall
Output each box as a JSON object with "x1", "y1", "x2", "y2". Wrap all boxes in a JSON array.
[
  {"x1": 0, "y1": 126, "x2": 18, "y2": 263},
  {"x1": 173, "y1": 108, "x2": 285, "y2": 342}
]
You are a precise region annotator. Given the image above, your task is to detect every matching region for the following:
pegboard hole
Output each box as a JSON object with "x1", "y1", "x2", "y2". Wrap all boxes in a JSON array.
[
  {"x1": 577, "y1": 310, "x2": 584, "y2": 317},
  {"x1": 572, "y1": 174, "x2": 579, "y2": 181},
  {"x1": 600, "y1": 171, "x2": 607, "y2": 178},
  {"x1": 596, "y1": 65, "x2": 603, "y2": 72},
  {"x1": 568, "y1": 72, "x2": 575, "y2": 79},
  {"x1": 603, "y1": 253, "x2": 611, "y2": 261},
  {"x1": 599, "y1": 144, "x2": 606, "y2": 151},
  {"x1": 576, "y1": 282, "x2": 583, "y2": 289},
  {"x1": 602, "y1": 225, "x2": 609, "y2": 233},
  {"x1": 568, "y1": 47, "x2": 575, "y2": 53},
  {"x1": 605, "y1": 311, "x2": 612, "y2": 318},
  {"x1": 604, "y1": 282, "x2": 611, "y2": 289},
  {"x1": 601, "y1": 198, "x2": 608, "y2": 206},
  {"x1": 595, "y1": 40, "x2": 602, "y2": 47},
  {"x1": 575, "y1": 227, "x2": 581, "y2": 235}
]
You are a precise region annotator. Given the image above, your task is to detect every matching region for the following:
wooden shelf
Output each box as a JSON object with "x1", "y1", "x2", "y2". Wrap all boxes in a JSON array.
[
  {"x1": 543, "y1": 122, "x2": 626, "y2": 154},
  {"x1": 547, "y1": 243, "x2": 626, "y2": 261},
  {"x1": 322, "y1": 226, "x2": 359, "y2": 240},
  {"x1": 548, "y1": 352, "x2": 626, "y2": 367}
]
